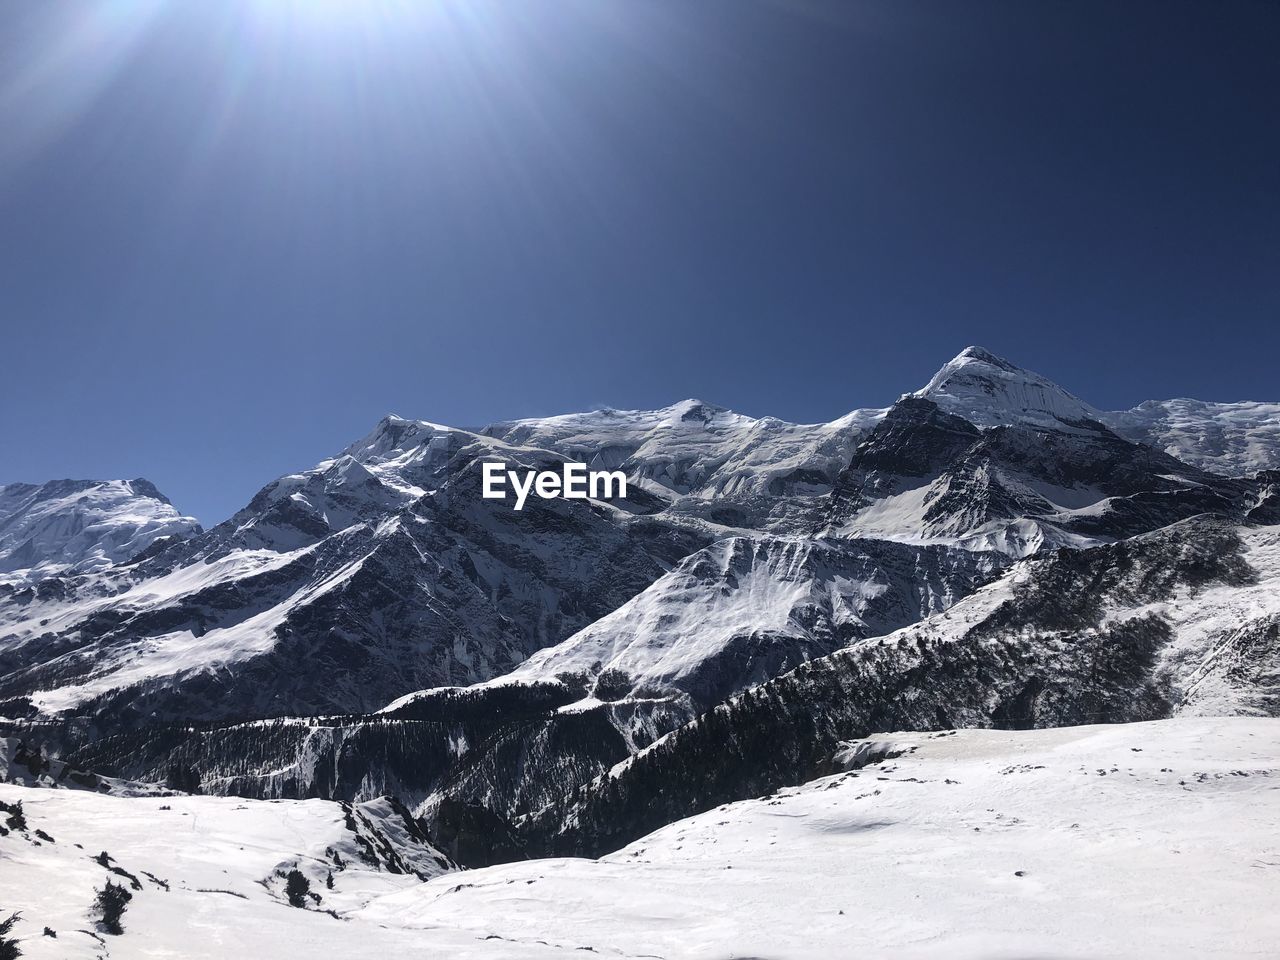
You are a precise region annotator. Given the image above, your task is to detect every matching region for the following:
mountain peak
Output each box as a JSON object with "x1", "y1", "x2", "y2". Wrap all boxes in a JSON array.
[
  {"x1": 954, "y1": 345, "x2": 1018, "y2": 369},
  {"x1": 0, "y1": 478, "x2": 201, "y2": 580},
  {"x1": 913, "y1": 347, "x2": 1099, "y2": 430},
  {"x1": 342, "y1": 414, "x2": 454, "y2": 464}
]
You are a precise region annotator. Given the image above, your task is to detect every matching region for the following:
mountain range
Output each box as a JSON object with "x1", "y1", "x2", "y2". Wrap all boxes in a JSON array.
[{"x1": 1, "y1": 346, "x2": 1278, "y2": 869}]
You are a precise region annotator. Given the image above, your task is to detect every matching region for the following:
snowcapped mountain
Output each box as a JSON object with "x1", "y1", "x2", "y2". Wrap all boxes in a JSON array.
[
  {"x1": 0, "y1": 479, "x2": 200, "y2": 584},
  {"x1": 533, "y1": 516, "x2": 1280, "y2": 858},
  {"x1": 912, "y1": 345, "x2": 1102, "y2": 429},
  {"x1": 2, "y1": 344, "x2": 1279, "y2": 883},
  {"x1": 825, "y1": 393, "x2": 1255, "y2": 556},
  {"x1": 914, "y1": 345, "x2": 1280, "y2": 477},
  {"x1": 1104, "y1": 397, "x2": 1280, "y2": 476},
  {"x1": 485, "y1": 399, "x2": 885, "y2": 526},
  {"x1": 0, "y1": 451, "x2": 682, "y2": 721},
  {"x1": 53, "y1": 517, "x2": 1280, "y2": 867}
]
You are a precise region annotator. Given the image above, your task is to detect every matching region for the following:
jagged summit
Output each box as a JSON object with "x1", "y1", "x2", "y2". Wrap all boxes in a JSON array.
[
  {"x1": 0, "y1": 478, "x2": 201, "y2": 581},
  {"x1": 954, "y1": 344, "x2": 1016, "y2": 367},
  {"x1": 913, "y1": 345, "x2": 1100, "y2": 430},
  {"x1": 341, "y1": 413, "x2": 460, "y2": 464}
]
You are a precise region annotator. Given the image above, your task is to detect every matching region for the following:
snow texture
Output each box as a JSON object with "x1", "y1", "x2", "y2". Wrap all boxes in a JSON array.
[
  {"x1": 0, "y1": 479, "x2": 200, "y2": 583},
  {"x1": 1, "y1": 718, "x2": 1273, "y2": 958}
]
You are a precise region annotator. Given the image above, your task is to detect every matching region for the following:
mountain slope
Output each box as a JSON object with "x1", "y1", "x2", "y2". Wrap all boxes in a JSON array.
[
  {"x1": 0, "y1": 479, "x2": 201, "y2": 583},
  {"x1": 1104, "y1": 397, "x2": 1280, "y2": 476},
  {"x1": 916, "y1": 346, "x2": 1280, "y2": 476},
  {"x1": 536, "y1": 517, "x2": 1278, "y2": 857},
  {"x1": 913, "y1": 345, "x2": 1101, "y2": 429},
  {"x1": 0, "y1": 781, "x2": 454, "y2": 959},
  {"x1": 825, "y1": 394, "x2": 1256, "y2": 556},
  {"x1": 486, "y1": 399, "x2": 888, "y2": 532},
  {"x1": 2, "y1": 346, "x2": 1277, "y2": 738},
  {"x1": 360, "y1": 718, "x2": 1279, "y2": 960},
  {"x1": 3, "y1": 719, "x2": 1274, "y2": 959},
  {"x1": 497, "y1": 534, "x2": 1005, "y2": 707},
  {"x1": 0, "y1": 477, "x2": 680, "y2": 723}
]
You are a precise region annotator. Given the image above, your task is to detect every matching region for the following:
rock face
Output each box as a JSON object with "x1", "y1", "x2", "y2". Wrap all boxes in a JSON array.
[
  {"x1": 0, "y1": 479, "x2": 201, "y2": 582},
  {"x1": 3, "y1": 346, "x2": 1280, "y2": 869}
]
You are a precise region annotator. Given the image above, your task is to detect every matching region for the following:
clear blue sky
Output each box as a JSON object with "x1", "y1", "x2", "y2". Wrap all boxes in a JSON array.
[{"x1": 2, "y1": 0, "x2": 1277, "y2": 525}]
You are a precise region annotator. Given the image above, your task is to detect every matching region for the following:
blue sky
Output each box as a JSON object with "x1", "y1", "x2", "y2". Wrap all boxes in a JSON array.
[{"x1": 2, "y1": 0, "x2": 1278, "y2": 525}]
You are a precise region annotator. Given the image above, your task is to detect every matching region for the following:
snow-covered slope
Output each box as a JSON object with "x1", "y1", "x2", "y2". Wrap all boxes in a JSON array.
[
  {"x1": 1104, "y1": 398, "x2": 1280, "y2": 477},
  {"x1": 6, "y1": 719, "x2": 1270, "y2": 959},
  {"x1": 0, "y1": 426, "x2": 686, "y2": 721},
  {"x1": 500, "y1": 535, "x2": 1003, "y2": 707},
  {"x1": 531, "y1": 516, "x2": 1278, "y2": 858},
  {"x1": 913, "y1": 346, "x2": 1101, "y2": 430},
  {"x1": 0, "y1": 737, "x2": 175, "y2": 796},
  {"x1": 0, "y1": 784, "x2": 455, "y2": 959},
  {"x1": 364, "y1": 718, "x2": 1279, "y2": 960},
  {"x1": 825, "y1": 392, "x2": 1254, "y2": 556},
  {"x1": 0, "y1": 479, "x2": 200, "y2": 583},
  {"x1": 1, "y1": 347, "x2": 1277, "y2": 729}
]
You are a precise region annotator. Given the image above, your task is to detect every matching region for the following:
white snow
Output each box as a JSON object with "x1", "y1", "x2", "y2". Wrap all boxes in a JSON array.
[
  {"x1": 365, "y1": 717, "x2": 1279, "y2": 959},
  {"x1": 845, "y1": 522, "x2": 1280, "y2": 716},
  {"x1": 0, "y1": 528, "x2": 377, "y2": 714},
  {"x1": 2, "y1": 718, "x2": 1274, "y2": 958},
  {"x1": 913, "y1": 346, "x2": 1102, "y2": 430},
  {"x1": 830, "y1": 472, "x2": 1103, "y2": 558},
  {"x1": 493, "y1": 533, "x2": 999, "y2": 703},
  {"x1": 0, "y1": 479, "x2": 200, "y2": 584},
  {"x1": 1104, "y1": 398, "x2": 1280, "y2": 477},
  {"x1": 500, "y1": 537, "x2": 817, "y2": 694},
  {"x1": 915, "y1": 347, "x2": 1280, "y2": 476},
  {"x1": 0, "y1": 787, "x2": 453, "y2": 959},
  {"x1": 487, "y1": 398, "x2": 887, "y2": 502}
]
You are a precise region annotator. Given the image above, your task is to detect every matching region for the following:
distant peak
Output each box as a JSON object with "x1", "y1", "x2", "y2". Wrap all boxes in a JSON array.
[
  {"x1": 668, "y1": 398, "x2": 718, "y2": 412},
  {"x1": 342, "y1": 414, "x2": 453, "y2": 463},
  {"x1": 954, "y1": 345, "x2": 1019, "y2": 370},
  {"x1": 914, "y1": 347, "x2": 1098, "y2": 430},
  {"x1": 126, "y1": 478, "x2": 170, "y2": 504},
  {"x1": 662, "y1": 398, "x2": 735, "y2": 425}
]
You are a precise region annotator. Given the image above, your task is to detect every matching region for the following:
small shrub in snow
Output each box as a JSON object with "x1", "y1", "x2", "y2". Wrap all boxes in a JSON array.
[
  {"x1": 0, "y1": 912, "x2": 21, "y2": 960},
  {"x1": 93, "y1": 880, "x2": 133, "y2": 935},
  {"x1": 0, "y1": 801, "x2": 25, "y2": 832},
  {"x1": 285, "y1": 870, "x2": 310, "y2": 908}
]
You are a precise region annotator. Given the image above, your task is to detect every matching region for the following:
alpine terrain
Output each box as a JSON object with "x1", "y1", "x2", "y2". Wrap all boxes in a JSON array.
[{"x1": 1, "y1": 347, "x2": 1277, "y2": 957}]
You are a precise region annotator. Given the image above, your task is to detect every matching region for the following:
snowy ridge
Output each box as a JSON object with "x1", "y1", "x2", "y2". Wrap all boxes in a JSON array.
[
  {"x1": 914, "y1": 346, "x2": 1280, "y2": 476},
  {"x1": 913, "y1": 345, "x2": 1101, "y2": 430},
  {"x1": 487, "y1": 398, "x2": 887, "y2": 507},
  {"x1": 834, "y1": 519, "x2": 1280, "y2": 718},
  {"x1": 2, "y1": 345, "x2": 1278, "y2": 729},
  {"x1": 1104, "y1": 397, "x2": 1280, "y2": 477},
  {"x1": 0, "y1": 479, "x2": 200, "y2": 583}
]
